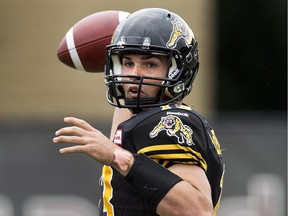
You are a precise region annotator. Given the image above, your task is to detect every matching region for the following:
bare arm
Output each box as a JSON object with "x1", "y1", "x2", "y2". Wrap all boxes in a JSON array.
[
  {"x1": 53, "y1": 117, "x2": 213, "y2": 216},
  {"x1": 110, "y1": 107, "x2": 132, "y2": 140},
  {"x1": 157, "y1": 164, "x2": 213, "y2": 216}
]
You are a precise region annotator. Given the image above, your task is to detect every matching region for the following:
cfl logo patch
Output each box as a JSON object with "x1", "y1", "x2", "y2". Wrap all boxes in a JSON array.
[{"x1": 113, "y1": 129, "x2": 122, "y2": 146}]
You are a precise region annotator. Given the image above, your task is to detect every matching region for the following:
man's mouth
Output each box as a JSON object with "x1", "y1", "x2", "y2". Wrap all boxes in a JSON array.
[{"x1": 127, "y1": 86, "x2": 144, "y2": 97}]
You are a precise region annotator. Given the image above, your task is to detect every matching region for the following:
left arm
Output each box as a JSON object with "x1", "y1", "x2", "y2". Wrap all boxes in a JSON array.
[{"x1": 157, "y1": 164, "x2": 213, "y2": 216}]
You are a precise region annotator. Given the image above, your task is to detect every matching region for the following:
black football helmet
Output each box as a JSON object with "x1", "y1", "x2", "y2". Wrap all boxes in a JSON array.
[{"x1": 104, "y1": 8, "x2": 199, "y2": 111}]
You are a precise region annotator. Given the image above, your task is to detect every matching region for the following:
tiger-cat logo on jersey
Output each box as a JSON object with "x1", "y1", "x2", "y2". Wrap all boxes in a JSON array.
[{"x1": 149, "y1": 115, "x2": 195, "y2": 146}]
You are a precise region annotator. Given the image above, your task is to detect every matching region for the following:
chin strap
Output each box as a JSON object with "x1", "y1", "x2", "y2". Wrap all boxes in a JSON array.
[{"x1": 124, "y1": 97, "x2": 159, "y2": 113}]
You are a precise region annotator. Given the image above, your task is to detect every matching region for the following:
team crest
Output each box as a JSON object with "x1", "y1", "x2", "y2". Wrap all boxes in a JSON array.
[
  {"x1": 149, "y1": 115, "x2": 195, "y2": 146},
  {"x1": 166, "y1": 18, "x2": 194, "y2": 49}
]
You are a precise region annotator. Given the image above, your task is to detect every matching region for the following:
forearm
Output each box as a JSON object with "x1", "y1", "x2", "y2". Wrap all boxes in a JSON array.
[
  {"x1": 112, "y1": 151, "x2": 213, "y2": 216},
  {"x1": 157, "y1": 164, "x2": 213, "y2": 216},
  {"x1": 156, "y1": 181, "x2": 213, "y2": 216}
]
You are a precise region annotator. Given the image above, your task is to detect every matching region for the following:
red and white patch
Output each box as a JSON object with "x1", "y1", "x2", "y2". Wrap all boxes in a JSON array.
[{"x1": 113, "y1": 129, "x2": 123, "y2": 145}]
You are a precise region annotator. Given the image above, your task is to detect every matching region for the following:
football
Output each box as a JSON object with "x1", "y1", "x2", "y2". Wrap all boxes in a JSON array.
[{"x1": 57, "y1": 10, "x2": 130, "y2": 73}]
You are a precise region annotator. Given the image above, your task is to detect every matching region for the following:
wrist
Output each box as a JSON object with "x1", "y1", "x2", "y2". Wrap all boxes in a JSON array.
[{"x1": 113, "y1": 148, "x2": 134, "y2": 176}]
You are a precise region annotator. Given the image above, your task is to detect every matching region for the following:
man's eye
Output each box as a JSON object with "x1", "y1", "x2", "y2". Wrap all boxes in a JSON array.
[
  {"x1": 146, "y1": 63, "x2": 157, "y2": 68},
  {"x1": 123, "y1": 61, "x2": 133, "y2": 67}
]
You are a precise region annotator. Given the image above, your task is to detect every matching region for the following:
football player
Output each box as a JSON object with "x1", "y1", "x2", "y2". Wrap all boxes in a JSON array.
[{"x1": 54, "y1": 8, "x2": 225, "y2": 216}]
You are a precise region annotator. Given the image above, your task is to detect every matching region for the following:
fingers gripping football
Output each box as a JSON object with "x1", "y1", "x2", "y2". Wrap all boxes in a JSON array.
[{"x1": 53, "y1": 117, "x2": 116, "y2": 165}]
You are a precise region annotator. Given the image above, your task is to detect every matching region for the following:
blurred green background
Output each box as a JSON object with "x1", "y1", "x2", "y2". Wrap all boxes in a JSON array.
[{"x1": 0, "y1": 0, "x2": 286, "y2": 216}]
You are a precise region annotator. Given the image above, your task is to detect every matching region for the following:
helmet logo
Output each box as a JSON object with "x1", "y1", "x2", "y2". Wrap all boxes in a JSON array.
[{"x1": 166, "y1": 18, "x2": 193, "y2": 49}]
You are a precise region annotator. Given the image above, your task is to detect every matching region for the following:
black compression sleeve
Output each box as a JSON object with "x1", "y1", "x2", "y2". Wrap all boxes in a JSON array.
[{"x1": 124, "y1": 154, "x2": 183, "y2": 211}]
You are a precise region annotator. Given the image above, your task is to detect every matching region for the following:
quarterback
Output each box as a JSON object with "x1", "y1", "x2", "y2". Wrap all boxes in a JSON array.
[{"x1": 54, "y1": 8, "x2": 224, "y2": 216}]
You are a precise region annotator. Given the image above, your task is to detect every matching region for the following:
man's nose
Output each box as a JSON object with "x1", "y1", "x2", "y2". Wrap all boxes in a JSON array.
[{"x1": 130, "y1": 64, "x2": 143, "y2": 76}]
